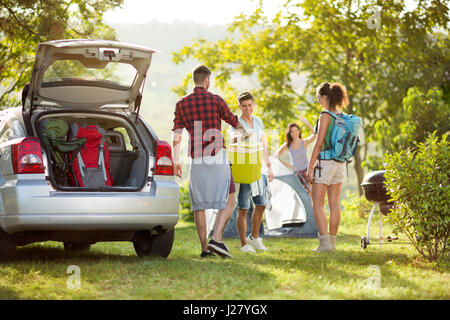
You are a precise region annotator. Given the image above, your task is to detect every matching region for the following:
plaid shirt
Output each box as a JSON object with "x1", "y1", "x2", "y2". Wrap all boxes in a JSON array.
[{"x1": 172, "y1": 87, "x2": 238, "y2": 158}]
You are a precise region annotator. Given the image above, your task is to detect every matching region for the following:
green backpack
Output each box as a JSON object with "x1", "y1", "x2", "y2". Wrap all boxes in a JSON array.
[{"x1": 40, "y1": 119, "x2": 86, "y2": 186}]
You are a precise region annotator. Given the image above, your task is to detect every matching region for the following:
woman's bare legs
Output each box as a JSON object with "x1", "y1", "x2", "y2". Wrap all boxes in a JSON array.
[
  {"x1": 311, "y1": 182, "x2": 329, "y2": 235},
  {"x1": 327, "y1": 183, "x2": 342, "y2": 235}
]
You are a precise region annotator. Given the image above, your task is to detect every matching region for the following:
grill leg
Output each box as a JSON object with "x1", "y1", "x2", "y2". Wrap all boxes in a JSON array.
[
  {"x1": 379, "y1": 207, "x2": 383, "y2": 246},
  {"x1": 366, "y1": 204, "x2": 377, "y2": 245}
]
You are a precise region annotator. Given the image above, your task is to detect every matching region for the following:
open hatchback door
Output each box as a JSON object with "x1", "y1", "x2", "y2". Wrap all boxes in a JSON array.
[{"x1": 24, "y1": 39, "x2": 156, "y2": 114}]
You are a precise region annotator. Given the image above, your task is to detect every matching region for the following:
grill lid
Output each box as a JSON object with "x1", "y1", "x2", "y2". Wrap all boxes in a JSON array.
[{"x1": 361, "y1": 170, "x2": 386, "y2": 185}]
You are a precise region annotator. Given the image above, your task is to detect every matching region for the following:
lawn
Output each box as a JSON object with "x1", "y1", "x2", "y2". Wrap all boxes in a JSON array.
[{"x1": 0, "y1": 212, "x2": 448, "y2": 300}]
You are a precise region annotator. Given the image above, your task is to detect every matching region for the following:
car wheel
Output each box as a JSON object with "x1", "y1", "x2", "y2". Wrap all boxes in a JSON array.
[
  {"x1": 63, "y1": 242, "x2": 91, "y2": 252},
  {"x1": 133, "y1": 229, "x2": 174, "y2": 258},
  {"x1": 0, "y1": 228, "x2": 16, "y2": 261}
]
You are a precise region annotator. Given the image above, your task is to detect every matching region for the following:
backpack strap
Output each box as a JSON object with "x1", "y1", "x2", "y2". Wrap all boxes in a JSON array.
[
  {"x1": 318, "y1": 111, "x2": 337, "y2": 154},
  {"x1": 320, "y1": 110, "x2": 338, "y2": 119},
  {"x1": 93, "y1": 126, "x2": 108, "y2": 182},
  {"x1": 315, "y1": 159, "x2": 322, "y2": 178},
  {"x1": 346, "y1": 161, "x2": 349, "y2": 182},
  {"x1": 77, "y1": 152, "x2": 86, "y2": 178},
  {"x1": 98, "y1": 141, "x2": 108, "y2": 182}
]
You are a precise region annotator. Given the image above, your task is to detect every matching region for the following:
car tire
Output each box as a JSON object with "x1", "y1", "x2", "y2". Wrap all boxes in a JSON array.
[
  {"x1": 133, "y1": 229, "x2": 174, "y2": 258},
  {"x1": 0, "y1": 228, "x2": 16, "y2": 261},
  {"x1": 63, "y1": 242, "x2": 91, "y2": 252}
]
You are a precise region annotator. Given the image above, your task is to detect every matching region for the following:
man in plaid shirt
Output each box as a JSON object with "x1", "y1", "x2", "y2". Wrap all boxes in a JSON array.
[{"x1": 172, "y1": 65, "x2": 245, "y2": 258}]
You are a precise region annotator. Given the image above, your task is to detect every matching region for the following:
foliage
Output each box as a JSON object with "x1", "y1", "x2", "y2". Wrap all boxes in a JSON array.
[
  {"x1": 365, "y1": 85, "x2": 449, "y2": 171},
  {"x1": 341, "y1": 190, "x2": 372, "y2": 219},
  {"x1": 361, "y1": 154, "x2": 384, "y2": 172},
  {"x1": 384, "y1": 132, "x2": 450, "y2": 262},
  {"x1": 375, "y1": 86, "x2": 450, "y2": 154},
  {"x1": 0, "y1": 0, "x2": 123, "y2": 107},
  {"x1": 172, "y1": 0, "x2": 450, "y2": 194},
  {"x1": 179, "y1": 180, "x2": 194, "y2": 222}
]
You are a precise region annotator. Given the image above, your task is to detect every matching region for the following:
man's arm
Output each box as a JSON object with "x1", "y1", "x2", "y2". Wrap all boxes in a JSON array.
[
  {"x1": 172, "y1": 102, "x2": 185, "y2": 178},
  {"x1": 230, "y1": 125, "x2": 253, "y2": 144},
  {"x1": 172, "y1": 130, "x2": 183, "y2": 178},
  {"x1": 217, "y1": 95, "x2": 242, "y2": 130}
]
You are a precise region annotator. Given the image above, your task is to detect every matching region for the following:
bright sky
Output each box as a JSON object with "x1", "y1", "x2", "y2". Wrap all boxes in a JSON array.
[
  {"x1": 104, "y1": 0, "x2": 419, "y2": 25},
  {"x1": 104, "y1": 0, "x2": 282, "y2": 25}
]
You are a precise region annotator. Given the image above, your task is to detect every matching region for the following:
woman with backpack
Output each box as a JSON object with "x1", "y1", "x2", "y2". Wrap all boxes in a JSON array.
[{"x1": 306, "y1": 82, "x2": 349, "y2": 252}]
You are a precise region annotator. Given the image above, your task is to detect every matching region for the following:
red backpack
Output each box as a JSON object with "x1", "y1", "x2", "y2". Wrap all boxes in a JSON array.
[{"x1": 68, "y1": 123, "x2": 113, "y2": 188}]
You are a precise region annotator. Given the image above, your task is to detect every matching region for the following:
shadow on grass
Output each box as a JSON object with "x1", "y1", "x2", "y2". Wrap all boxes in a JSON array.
[
  {"x1": 0, "y1": 236, "x2": 276, "y2": 299},
  {"x1": 8, "y1": 244, "x2": 138, "y2": 263},
  {"x1": 246, "y1": 236, "x2": 429, "y2": 298},
  {"x1": 0, "y1": 287, "x2": 20, "y2": 299}
]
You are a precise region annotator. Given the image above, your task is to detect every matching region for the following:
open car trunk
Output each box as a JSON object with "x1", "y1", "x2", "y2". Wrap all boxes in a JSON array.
[{"x1": 35, "y1": 111, "x2": 151, "y2": 191}]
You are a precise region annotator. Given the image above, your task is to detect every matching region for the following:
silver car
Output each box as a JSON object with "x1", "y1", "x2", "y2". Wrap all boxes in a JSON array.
[{"x1": 0, "y1": 39, "x2": 180, "y2": 260}]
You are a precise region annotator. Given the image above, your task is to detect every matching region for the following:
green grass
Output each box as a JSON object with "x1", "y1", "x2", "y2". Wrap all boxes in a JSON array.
[{"x1": 0, "y1": 214, "x2": 448, "y2": 300}]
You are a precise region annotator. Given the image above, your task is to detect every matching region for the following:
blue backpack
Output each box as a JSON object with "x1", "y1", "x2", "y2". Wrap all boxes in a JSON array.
[{"x1": 319, "y1": 110, "x2": 361, "y2": 163}]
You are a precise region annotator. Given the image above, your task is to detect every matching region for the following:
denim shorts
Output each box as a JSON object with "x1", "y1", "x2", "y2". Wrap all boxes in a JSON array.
[{"x1": 237, "y1": 176, "x2": 268, "y2": 210}]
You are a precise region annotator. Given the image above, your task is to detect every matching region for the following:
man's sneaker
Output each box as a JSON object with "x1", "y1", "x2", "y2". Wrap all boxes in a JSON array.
[
  {"x1": 246, "y1": 234, "x2": 267, "y2": 251},
  {"x1": 241, "y1": 244, "x2": 256, "y2": 253},
  {"x1": 207, "y1": 239, "x2": 233, "y2": 258},
  {"x1": 200, "y1": 250, "x2": 215, "y2": 258}
]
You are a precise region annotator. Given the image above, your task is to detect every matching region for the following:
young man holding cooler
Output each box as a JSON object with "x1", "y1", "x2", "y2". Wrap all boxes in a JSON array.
[
  {"x1": 172, "y1": 65, "x2": 245, "y2": 258},
  {"x1": 230, "y1": 91, "x2": 274, "y2": 253}
]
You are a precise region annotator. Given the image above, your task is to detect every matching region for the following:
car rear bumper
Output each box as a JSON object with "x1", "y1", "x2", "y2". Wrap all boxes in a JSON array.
[
  {"x1": 1, "y1": 213, "x2": 179, "y2": 233},
  {"x1": 0, "y1": 175, "x2": 180, "y2": 233}
]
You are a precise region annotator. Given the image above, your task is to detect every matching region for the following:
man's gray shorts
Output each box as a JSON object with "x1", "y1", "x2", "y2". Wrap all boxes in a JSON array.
[{"x1": 189, "y1": 149, "x2": 231, "y2": 211}]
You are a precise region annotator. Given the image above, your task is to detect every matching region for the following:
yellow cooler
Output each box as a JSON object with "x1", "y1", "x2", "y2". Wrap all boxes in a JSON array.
[{"x1": 227, "y1": 142, "x2": 263, "y2": 184}]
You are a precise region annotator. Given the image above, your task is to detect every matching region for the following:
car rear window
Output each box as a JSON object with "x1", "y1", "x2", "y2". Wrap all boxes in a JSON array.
[{"x1": 42, "y1": 60, "x2": 138, "y2": 89}]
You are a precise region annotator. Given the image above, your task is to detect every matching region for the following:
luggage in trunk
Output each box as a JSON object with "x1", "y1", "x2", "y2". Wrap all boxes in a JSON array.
[
  {"x1": 68, "y1": 123, "x2": 113, "y2": 188},
  {"x1": 37, "y1": 113, "x2": 149, "y2": 191}
]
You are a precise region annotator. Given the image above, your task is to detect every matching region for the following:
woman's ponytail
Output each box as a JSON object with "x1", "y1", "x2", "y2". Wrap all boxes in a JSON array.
[
  {"x1": 317, "y1": 82, "x2": 349, "y2": 111},
  {"x1": 329, "y1": 83, "x2": 349, "y2": 111}
]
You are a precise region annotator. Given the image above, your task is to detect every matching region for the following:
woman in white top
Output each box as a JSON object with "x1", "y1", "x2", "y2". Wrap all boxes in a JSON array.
[{"x1": 273, "y1": 117, "x2": 316, "y2": 194}]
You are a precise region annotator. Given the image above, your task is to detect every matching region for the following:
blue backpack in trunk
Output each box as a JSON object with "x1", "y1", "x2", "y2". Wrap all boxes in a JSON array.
[{"x1": 320, "y1": 110, "x2": 361, "y2": 163}]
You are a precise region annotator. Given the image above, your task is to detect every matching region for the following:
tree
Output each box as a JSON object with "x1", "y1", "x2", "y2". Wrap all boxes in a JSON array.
[
  {"x1": 172, "y1": 0, "x2": 449, "y2": 194},
  {"x1": 375, "y1": 86, "x2": 450, "y2": 154},
  {"x1": 0, "y1": 0, "x2": 123, "y2": 107}
]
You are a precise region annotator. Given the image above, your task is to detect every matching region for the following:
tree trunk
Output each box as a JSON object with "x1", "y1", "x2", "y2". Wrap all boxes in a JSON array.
[
  {"x1": 346, "y1": 89, "x2": 364, "y2": 195},
  {"x1": 353, "y1": 144, "x2": 364, "y2": 196}
]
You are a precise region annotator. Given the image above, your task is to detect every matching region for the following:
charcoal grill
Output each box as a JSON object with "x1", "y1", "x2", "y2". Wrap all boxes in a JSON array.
[{"x1": 360, "y1": 170, "x2": 398, "y2": 249}]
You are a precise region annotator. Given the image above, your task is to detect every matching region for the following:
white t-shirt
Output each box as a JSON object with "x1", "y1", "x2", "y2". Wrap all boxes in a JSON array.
[{"x1": 230, "y1": 115, "x2": 265, "y2": 144}]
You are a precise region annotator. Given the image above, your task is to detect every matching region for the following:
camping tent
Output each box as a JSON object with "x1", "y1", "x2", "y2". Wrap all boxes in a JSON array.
[
  {"x1": 206, "y1": 158, "x2": 318, "y2": 239},
  {"x1": 206, "y1": 187, "x2": 264, "y2": 239}
]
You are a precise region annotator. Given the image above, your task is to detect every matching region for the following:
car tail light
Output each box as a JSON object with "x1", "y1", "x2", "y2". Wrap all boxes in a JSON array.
[
  {"x1": 11, "y1": 137, "x2": 45, "y2": 174},
  {"x1": 154, "y1": 140, "x2": 174, "y2": 176}
]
